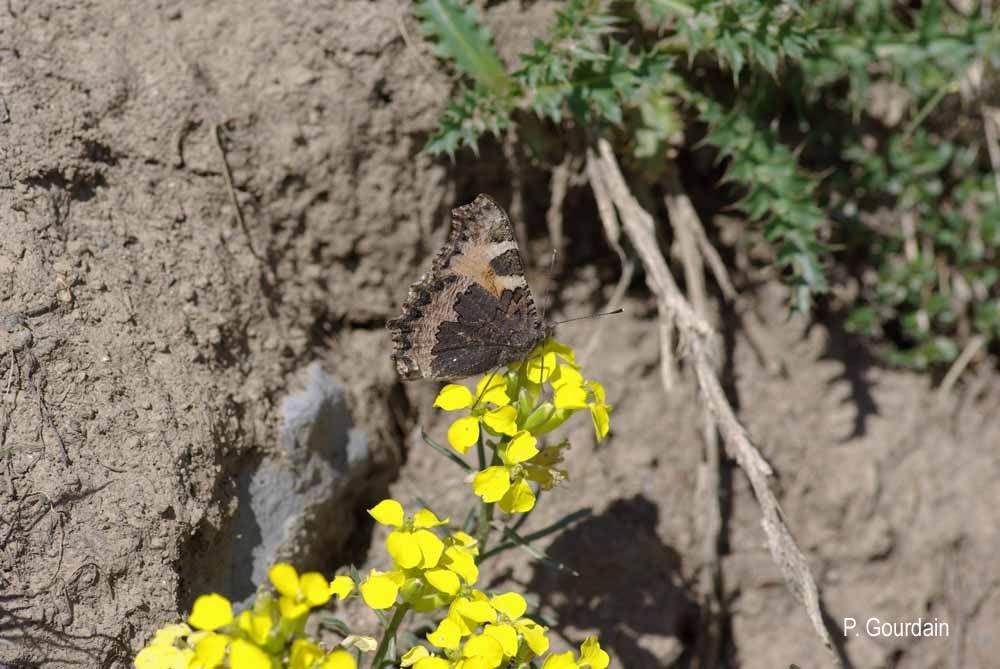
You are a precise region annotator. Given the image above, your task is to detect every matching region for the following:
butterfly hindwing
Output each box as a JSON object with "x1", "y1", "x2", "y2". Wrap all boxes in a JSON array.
[{"x1": 387, "y1": 194, "x2": 546, "y2": 381}]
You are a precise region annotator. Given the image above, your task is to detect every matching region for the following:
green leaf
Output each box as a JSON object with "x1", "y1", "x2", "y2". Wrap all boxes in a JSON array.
[
  {"x1": 414, "y1": 0, "x2": 512, "y2": 95},
  {"x1": 421, "y1": 428, "x2": 473, "y2": 471}
]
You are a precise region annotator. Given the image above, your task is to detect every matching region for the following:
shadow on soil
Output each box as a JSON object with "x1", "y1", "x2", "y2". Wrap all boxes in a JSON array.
[{"x1": 525, "y1": 495, "x2": 700, "y2": 668}]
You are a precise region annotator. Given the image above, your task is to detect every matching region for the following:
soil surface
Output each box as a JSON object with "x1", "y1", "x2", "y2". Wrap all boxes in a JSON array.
[{"x1": 2, "y1": 3, "x2": 998, "y2": 669}]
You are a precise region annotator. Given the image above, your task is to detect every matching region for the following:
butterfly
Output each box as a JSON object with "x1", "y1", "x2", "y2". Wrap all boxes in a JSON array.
[{"x1": 387, "y1": 194, "x2": 551, "y2": 381}]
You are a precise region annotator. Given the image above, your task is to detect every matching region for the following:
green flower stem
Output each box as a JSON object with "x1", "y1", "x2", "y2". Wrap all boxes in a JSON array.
[
  {"x1": 370, "y1": 603, "x2": 409, "y2": 669},
  {"x1": 477, "y1": 499, "x2": 495, "y2": 555}
]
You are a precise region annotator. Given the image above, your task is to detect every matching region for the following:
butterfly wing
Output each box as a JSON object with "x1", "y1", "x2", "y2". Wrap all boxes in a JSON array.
[{"x1": 387, "y1": 194, "x2": 545, "y2": 381}]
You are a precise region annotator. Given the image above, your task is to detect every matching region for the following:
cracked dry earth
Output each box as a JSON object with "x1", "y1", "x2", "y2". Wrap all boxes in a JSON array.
[{"x1": 2, "y1": 2, "x2": 1000, "y2": 668}]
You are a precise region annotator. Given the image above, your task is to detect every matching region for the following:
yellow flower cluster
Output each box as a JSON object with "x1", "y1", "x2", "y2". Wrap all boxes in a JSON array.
[
  {"x1": 434, "y1": 339, "x2": 611, "y2": 513},
  {"x1": 357, "y1": 499, "x2": 480, "y2": 611},
  {"x1": 135, "y1": 565, "x2": 356, "y2": 669}
]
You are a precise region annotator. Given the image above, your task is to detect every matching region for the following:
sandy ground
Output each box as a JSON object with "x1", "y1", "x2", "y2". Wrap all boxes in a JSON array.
[{"x1": 2, "y1": 2, "x2": 998, "y2": 668}]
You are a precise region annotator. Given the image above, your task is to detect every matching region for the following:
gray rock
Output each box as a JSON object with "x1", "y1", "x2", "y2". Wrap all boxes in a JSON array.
[{"x1": 227, "y1": 363, "x2": 372, "y2": 604}]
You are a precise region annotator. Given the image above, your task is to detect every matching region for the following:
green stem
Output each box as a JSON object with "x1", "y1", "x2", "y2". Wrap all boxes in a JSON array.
[
  {"x1": 476, "y1": 499, "x2": 495, "y2": 556},
  {"x1": 370, "y1": 604, "x2": 409, "y2": 669}
]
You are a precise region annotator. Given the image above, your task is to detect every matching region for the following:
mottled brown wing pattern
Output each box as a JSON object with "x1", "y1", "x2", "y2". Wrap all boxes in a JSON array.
[{"x1": 387, "y1": 194, "x2": 546, "y2": 381}]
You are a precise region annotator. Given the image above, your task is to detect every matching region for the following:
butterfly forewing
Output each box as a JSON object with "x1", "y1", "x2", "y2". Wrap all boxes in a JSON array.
[{"x1": 387, "y1": 194, "x2": 546, "y2": 381}]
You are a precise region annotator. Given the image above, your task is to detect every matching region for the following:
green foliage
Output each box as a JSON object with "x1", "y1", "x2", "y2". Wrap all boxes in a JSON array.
[{"x1": 415, "y1": 0, "x2": 1000, "y2": 371}]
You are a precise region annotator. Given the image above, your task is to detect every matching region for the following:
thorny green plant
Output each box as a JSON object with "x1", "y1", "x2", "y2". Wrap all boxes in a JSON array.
[
  {"x1": 135, "y1": 339, "x2": 612, "y2": 669},
  {"x1": 415, "y1": 0, "x2": 1000, "y2": 370}
]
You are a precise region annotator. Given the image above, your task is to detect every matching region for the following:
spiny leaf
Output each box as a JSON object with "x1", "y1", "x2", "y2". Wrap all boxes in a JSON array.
[{"x1": 414, "y1": 0, "x2": 512, "y2": 95}]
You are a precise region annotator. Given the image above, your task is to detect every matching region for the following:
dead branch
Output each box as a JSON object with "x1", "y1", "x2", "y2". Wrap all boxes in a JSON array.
[
  {"x1": 588, "y1": 138, "x2": 840, "y2": 665},
  {"x1": 584, "y1": 148, "x2": 658, "y2": 380},
  {"x1": 664, "y1": 164, "x2": 725, "y2": 666},
  {"x1": 213, "y1": 123, "x2": 263, "y2": 262}
]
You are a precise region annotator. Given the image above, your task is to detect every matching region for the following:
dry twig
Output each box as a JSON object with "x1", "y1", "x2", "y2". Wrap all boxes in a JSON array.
[
  {"x1": 664, "y1": 163, "x2": 725, "y2": 665},
  {"x1": 588, "y1": 138, "x2": 840, "y2": 665},
  {"x1": 213, "y1": 123, "x2": 263, "y2": 262}
]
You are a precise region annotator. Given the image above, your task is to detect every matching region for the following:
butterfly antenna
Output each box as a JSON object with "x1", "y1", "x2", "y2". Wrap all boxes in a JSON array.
[
  {"x1": 551, "y1": 308, "x2": 625, "y2": 327},
  {"x1": 470, "y1": 370, "x2": 499, "y2": 412}
]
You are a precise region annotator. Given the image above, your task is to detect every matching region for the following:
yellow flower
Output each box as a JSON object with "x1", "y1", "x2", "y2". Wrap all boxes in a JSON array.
[
  {"x1": 290, "y1": 639, "x2": 325, "y2": 669},
  {"x1": 462, "y1": 634, "x2": 504, "y2": 668},
  {"x1": 414, "y1": 657, "x2": 451, "y2": 669},
  {"x1": 369, "y1": 499, "x2": 448, "y2": 570},
  {"x1": 269, "y1": 563, "x2": 332, "y2": 620},
  {"x1": 539, "y1": 637, "x2": 608, "y2": 669},
  {"x1": 584, "y1": 382, "x2": 611, "y2": 442},
  {"x1": 237, "y1": 609, "x2": 273, "y2": 647},
  {"x1": 401, "y1": 646, "x2": 431, "y2": 667},
  {"x1": 322, "y1": 650, "x2": 356, "y2": 669},
  {"x1": 489, "y1": 592, "x2": 549, "y2": 658},
  {"x1": 578, "y1": 637, "x2": 610, "y2": 669},
  {"x1": 360, "y1": 569, "x2": 404, "y2": 609},
  {"x1": 193, "y1": 632, "x2": 230, "y2": 666},
  {"x1": 135, "y1": 642, "x2": 194, "y2": 669},
  {"x1": 188, "y1": 594, "x2": 233, "y2": 632},
  {"x1": 542, "y1": 651, "x2": 579, "y2": 669},
  {"x1": 434, "y1": 376, "x2": 512, "y2": 453},
  {"x1": 447, "y1": 416, "x2": 480, "y2": 454},
  {"x1": 427, "y1": 616, "x2": 463, "y2": 650},
  {"x1": 229, "y1": 638, "x2": 273, "y2": 669},
  {"x1": 472, "y1": 431, "x2": 539, "y2": 512},
  {"x1": 329, "y1": 575, "x2": 355, "y2": 600}
]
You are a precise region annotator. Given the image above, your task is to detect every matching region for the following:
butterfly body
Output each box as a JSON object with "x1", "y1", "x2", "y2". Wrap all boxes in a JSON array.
[{"x1": 388, "y1": 194, "x2": 549, "y2": 381}]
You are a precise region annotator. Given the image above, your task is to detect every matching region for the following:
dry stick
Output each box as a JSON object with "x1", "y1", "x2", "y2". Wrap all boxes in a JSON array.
[
  {"x1": 546, "y1": 154, "x2": 573, "y2": 270},
  {"x1": 664, "y1": 164, "x2": 724, "y2": 667},
  {"x1": 982, "y1": 106, "x2": 1000, "y2": 207},
  {"x1": 591, "y1": 138, "x2": 840, "y2": 665},
  {"x1": 213, "y1": 123, "x2": 263, "y2": 262},
  {"x1": 583, "y1": 148, "x2": 652, "y2": 377},
  {"x1": 503, "y1": 130, "x2": 529, "y2": 267},
  {"x1": 938, "y1": 334, "x2": 987, "y2": 400}
]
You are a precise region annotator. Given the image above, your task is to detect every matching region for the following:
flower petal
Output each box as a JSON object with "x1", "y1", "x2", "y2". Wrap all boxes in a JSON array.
[
  {"x1": 188, "y1": 594, "x2": 234, "y2": 631},
  {"x1": 299, "y1": 572, "x2": 332, "y2": 607},
  {"x1": 424, "y1": 568, "x2": 460, "y2": 595},
  {"x1": 579, "y1": 637, "x2": 609, "y2": 669},
  {"x1": 321, "y1": 649, "x2": 357, "y2": 669},
  {"x1": 483, "y1": 623, "x2": 519, "y2": 658},
  {"x1": 516, "y1": 620, "x2": 550, "y2": 656},
  {"x1": 499, "y1": 479, "x2": 536, "y2": 514},
  {"x1": 454, "y1": 598, "x2": 496, "y2": 624},
  {"x1": 503, "y1": 431, "x2": 538, "y2": 465},
  {"x1": 268, "y1": 563, "x2": 300, "y2": 598},
  {"x1": 447, "y1": 416, "x2": 480, "y2": 454},
  {"x1": 401, "y1": 646, "x2": 429, "y2": 667},
  {"x1": 542, "y1": 650, "x2": 579, "y2": 669},
  {"x1": 589, "y1": 404, "x2": 610, "y2": 442},
  {"x1": 462, "y1": 634, "x2": 504, "y2": 665},
  {"x1": 427, "y1": 616, "x2": 462, "y2": 650},
  {"x1": 368, "y1": 499, "x2": 405, "y2": 528},
  {"x1": 434, "y1": 384, "x2": 473, "y2": 411},
  {"x1": 194, "y1": 632, "x2": 230, "y2": 665},
  {"x1": 360, "y1": 572, "x2": 400, "y2": 610},
  {"x1": 443, "y1": 546, "x2": 479, "y2": 584},
  {"x1": 482, "y1": 405, "x2": 518, "y2": 436},
  {"x1": 413, "y1": 508, "x2": 448, "y2": 529},
  {"x1": 414, "y1": 657, "x2": 451, "y2": 669},
  {"x1": 329, "y1": 575, "x2": 354, "y2": 600},
  {"x1": 554, "y1": 384, "x2": 588, "y2": 410},
  {"x1": 229, "y1": 638, "x2": 272, "y2": 669},
  {"x1": 238, "y1": 611, "x2": 273, "y2": 646},
  {"x1": 525, "y1": 352, "x2": 557, "y2": 384},
  {"x1": 476, "y1": 374, "x2": 510, "y2": 406},
  {"x1": 414, "y1": 529, "x2": 445, "y2": 568},
  {"x1": 387, "y1": 530, "x2": 423, "y2": 569},
  {"x1": 473, "y1": 466, "x2": 511, "y2": 503},
  {"x1": 490, "y1": 592, "x2": 526, "y2": 620},
  {"x1": 279, "y1": 595, "x2": 310, "y2": 620}
]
